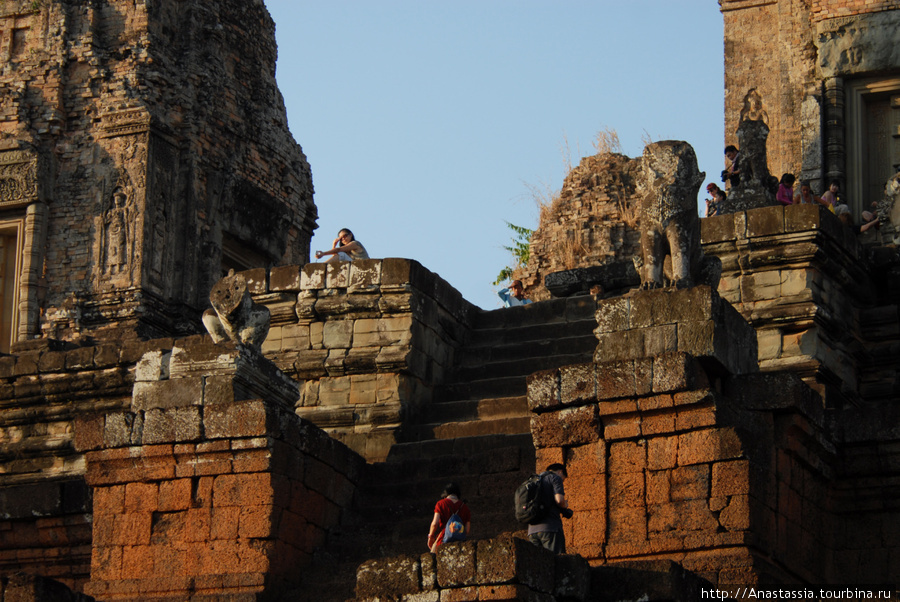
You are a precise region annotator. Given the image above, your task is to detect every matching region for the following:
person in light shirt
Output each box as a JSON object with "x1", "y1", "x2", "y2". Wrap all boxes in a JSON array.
[{"x1": 498, "y1": 279, "x2": 532, "y2": 307}]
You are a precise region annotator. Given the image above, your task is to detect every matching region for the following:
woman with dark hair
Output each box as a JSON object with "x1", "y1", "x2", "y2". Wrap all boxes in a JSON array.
[
  {"x1": 314, "y1": 228, "x2": 369, "y2": 262},
  {"x1": 426, "y1": 482, "x2": 471, "y2": 553},
  {"x1": 776, "y1": 173, "x2": 795, "y2": 205}
]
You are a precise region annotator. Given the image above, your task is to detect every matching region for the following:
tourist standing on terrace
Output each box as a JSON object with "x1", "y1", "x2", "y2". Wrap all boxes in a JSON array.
[
  {"x1": 498, "y1": 279, "x2": 532, "y2": 307},
  {"x1": 528, "y1": 463, "x2": 572, "y2": 555}
]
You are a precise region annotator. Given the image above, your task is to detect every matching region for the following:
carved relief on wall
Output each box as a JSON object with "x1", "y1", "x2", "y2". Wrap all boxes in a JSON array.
[
  {"x1": 101, "y1": 108, "x2": 151, "y2": 139},
  {"x1": 740, "y1": 88, "x2": 769, "y2": 126},
  {"x1": 96, "y1": 179, "x2": 137, "y2": 283},
  {"x1": 0, "y1": 150, "x2": 37, "y2": 208},
  {"x1": 146, "y1": 139, "x2": 177, "y2": 286}
]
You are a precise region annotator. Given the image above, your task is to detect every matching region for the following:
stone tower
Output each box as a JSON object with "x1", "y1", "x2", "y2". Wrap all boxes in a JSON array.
[
  {"x1": 0, "y1": 0, "x2": 316, "y2": 348},
  {"x1": 722, "y1": 0, "x2": 900, "y2": 214}
]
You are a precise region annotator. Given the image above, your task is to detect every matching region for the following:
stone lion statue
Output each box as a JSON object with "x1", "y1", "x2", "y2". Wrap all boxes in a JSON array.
[
  {"x1": 635, "y1": 140, "x2": 720, "y2": 290},
  {"x1": 202, "y1": 270, "x2": 270, "y2": 349}
]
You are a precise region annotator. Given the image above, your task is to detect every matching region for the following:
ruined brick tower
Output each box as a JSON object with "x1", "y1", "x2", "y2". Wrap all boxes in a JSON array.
[{"x1": 0, "y1": 0, "x2": 315, "y2": 348}]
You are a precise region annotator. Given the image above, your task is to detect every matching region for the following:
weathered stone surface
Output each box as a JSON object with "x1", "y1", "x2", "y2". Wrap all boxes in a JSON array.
[
  {"x1": 545, "y1": 261, "x2": 640, "y2": 298},
  {"x1": 531, "y1": 405, "x2": 600, "y2": 448},
  {"x1": 356, "y1": 555, "x2": 422, "y2": 599}
]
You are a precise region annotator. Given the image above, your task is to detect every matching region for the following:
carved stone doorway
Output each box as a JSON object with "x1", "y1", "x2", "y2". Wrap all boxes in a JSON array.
[{"x1": 846, "y1": 76, "x2": 900, "y2": 215}]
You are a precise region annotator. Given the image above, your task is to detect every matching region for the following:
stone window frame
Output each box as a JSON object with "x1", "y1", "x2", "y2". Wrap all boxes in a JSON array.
[{"x1": 844, "y1": 75, "x2": 900, "y2": 215}]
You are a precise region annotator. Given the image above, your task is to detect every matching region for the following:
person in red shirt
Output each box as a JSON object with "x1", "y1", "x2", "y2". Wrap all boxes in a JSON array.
[{"x1": 426, "y1": 483, "x2": 471, "y2": 553}]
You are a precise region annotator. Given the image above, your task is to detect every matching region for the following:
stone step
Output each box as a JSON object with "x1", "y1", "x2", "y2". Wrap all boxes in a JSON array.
[
  {"x1": 379, "y1": 432, "x2": 534, "y2": 464},
  {"x1": 469, "y1": 296, "x2": 597, "y2": 330},
  {"x1": 291, "y1": 434, "x2": 536, "y2": 602},
  {"x1": 465, "y1": 319, "x2": 598, "y2": 350},
  {"x1": 453, "y1": 350, "x2": 594, "y2": 382},
  {"x1": 404, "y1": 416, "x2": 531, "y2": 441},
  {"x1": 414, "y1": 396, "x2": 527, "y2": 425},
  {"x1": 435, "y1": 375, "x2": 525, "y2": 403}
]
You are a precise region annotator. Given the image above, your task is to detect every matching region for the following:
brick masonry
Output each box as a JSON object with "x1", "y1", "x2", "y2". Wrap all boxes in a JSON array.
[
  {"x1": 523, "y1": 283, "x2": 899, "y2": 588},
  {"x1": 75, "y1": 342, "x2": 363, "y2": 600}
]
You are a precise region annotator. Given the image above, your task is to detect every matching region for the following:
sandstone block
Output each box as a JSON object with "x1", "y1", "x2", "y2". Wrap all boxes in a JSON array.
[
  {"x1": 322, "y1": 320, "x2": 353, "y2": 349},
  {"x1": 318, "y1": 376, "x2": 351, "y2": 406},
  {"x1": 531, "y1": 405, "x2": 599, "y2": 448},
  {"x1": 700, "y1": 213, "x2": 736, "y2": 244},
  {"x1": 132, "y1": 377, "x2": 203, "y2": 411},
  {"x1": 64, "y1": 346, "x2": 94, "y2": 371},
  {"x1": 784, "y1": 203, "x2": 821, "y2": 233},
  {"x1": 527, "y1": 369, "x2": 560, "y2": 411},
  {"x1": 652, "y1": 352, "x2": 699, "y2": 394},
  {"x1": 269, "y1": 265, "x2": 302, "y2": 291},
  {"x1": 204, "y1": 400, "x2": 270, "y2": 439},
  {"x1": 648, "y1": 436, "x2": 678, "y2": 471},
  {"x1": 37, "y1": 350, "x2": 66, "y2": 373},
  {"x1": 104, "y1": 412, "x2": 139, "y2": 448},
  {"x1": 746, "y1": 205, "x2": 784, "y2": 237},
  {"x1": 348, "y1": 259, "x2": 382, "y2": 290},
  {"x1": 73, "y1": 413, "x2": 105, "y2": 451},
  {"x1": 301, "y1": 263, "x2": 327, "y2": 290},
  {"x1": 296, "y1": 290, "x2": 318, "y2": 321},
  {"x1": 595, "y1": 296, "x2": 631, "y2": 334},
  {"x1": 239, "y1": 267, "x2": 267, "y2": 295},
  {"x1": 553, "y1": 552, "x2": 602, "y2": 600},
  {"x1": 436, "y1": 541, "x2": 477, "y2": 588},
  {"x1": 380, "y1": 258, "x2": 414, "y2": 287},
  {"x1": 325, "y1": 262, "x2": 350, "y2": 289},
  {"x1": 143, "y1": 406, "x2": 202, "y2": 444},
  {"x1": 677, "y1": 428, "x2": 744, "y2": 466},
  {"x1": 560, "y1": 363, "x2": 595, "y2": 406},
  {"x1": 353, "y1": 315, "x2": 413, "y2": 347}
]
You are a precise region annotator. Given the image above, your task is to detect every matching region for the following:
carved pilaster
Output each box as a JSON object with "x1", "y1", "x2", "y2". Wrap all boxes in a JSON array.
[
  {"x1": 18, "y1": 202, "x2": 47, "y2": 342},
  {"x1": 823, "y1": 77, "x2": 846, "y2": 186}
]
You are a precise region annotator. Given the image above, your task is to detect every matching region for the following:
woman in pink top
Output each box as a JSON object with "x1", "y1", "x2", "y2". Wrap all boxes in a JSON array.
[{"x1": 776, "y1": 173, "x2": 795, "y2": 205}]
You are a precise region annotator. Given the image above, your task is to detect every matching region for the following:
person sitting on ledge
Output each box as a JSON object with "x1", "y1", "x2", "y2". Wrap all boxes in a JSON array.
[
  {"x1": 315, "y1": 228, "x2": 369, "y2": 262},
  {"x1": 839, "y1": 208, "x2": 880, "y2": 235},
  {"x1": 821, "y1": 179, "x2": 843, "y2": 211},
  {"x1": 794, "y1": 181, "x2": 832, "y2": 211},
  {"x1": 776, "y1": 173, "x2": 795, "y2": 205},
  {"x1": 498, "y1": 279, "x2": 532, "y2": 307},
  {"x1": 705, "y1": 188, "x2": 726, "y2": 217}
]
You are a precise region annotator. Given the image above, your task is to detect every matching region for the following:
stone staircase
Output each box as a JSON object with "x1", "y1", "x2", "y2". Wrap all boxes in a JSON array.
[
  {"x1": 294, "y1": 295, "x2": 600, "y2": 601},
  {"x1": 402, "y1": 295, "x2": 600, "y2": 442}
]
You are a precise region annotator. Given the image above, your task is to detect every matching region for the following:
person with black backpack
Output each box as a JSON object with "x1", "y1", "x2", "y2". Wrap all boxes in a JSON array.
[
  {"x1": 427, "y1": 483, "x2": 471, "y2": 553},
  {"x1": 526, "y1": 463, "x2": 572, "y2": 554}
]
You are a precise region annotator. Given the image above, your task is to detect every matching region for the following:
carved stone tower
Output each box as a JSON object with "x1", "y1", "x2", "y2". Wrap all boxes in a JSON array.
[{"x1": 0, "y1": 0, "x2": 316, "y2": 348}]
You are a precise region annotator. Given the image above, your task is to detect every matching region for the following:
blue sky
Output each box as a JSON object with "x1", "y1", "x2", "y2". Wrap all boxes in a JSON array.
[{"x1": 265, "y1": 1, "x2": 725, "y2": 310}]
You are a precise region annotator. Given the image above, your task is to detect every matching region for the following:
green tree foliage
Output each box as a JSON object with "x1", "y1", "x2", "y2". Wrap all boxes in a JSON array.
[{"x1": 493, "y1": 222, "x2": 533, "y2": 285}]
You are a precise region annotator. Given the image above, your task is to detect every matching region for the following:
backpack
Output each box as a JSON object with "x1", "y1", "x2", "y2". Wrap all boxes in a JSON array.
[
  {"x1": 514, "y1": 473, "x2": 547, "y2": 524},
  {"x1": 443, "y1": 512, "x2": 467, "y2": 543}
]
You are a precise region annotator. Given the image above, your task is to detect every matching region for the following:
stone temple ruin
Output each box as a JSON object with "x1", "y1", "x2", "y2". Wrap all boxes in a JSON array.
[{"x1": 1, "y1": 1, "x2": 900, "y2": 601}]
